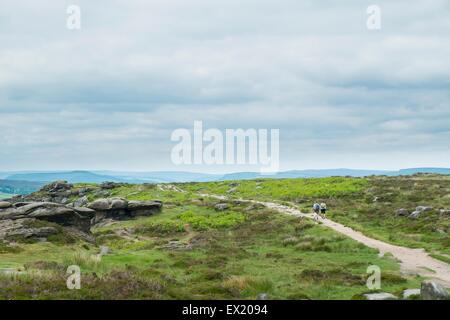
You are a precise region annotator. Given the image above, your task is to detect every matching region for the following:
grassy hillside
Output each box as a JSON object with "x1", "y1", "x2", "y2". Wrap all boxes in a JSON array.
[
  {"x1": 0, "y1": 182, "x2": 422, "y2": 300},
  {"x1": 182, "y1": 175, "x2": 450, "y2": 256}
]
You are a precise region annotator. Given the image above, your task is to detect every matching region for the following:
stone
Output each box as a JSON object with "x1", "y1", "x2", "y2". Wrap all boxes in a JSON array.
[
  {"x1": 110, "y1": 198, "x2": 128, "y2": 210},
  {"x1": 363, "y1": 292, "x2": 398, "y2": 300},
  {"x1": 409, "y1": 211, "x2": 421, "y2": 219},
  {"x1": 88, "y1": 199, "x2": 111, "y2": 211},
  {"x1": 41, "y1": 181, "x2": 73, "y2": 193},
  {"x1": 395, "y1": 208, "x2": 409, "y2": 216},
  {"x1": 439, "y1": 209, "x2": 450, "y2": 216},
  {"x1": 0, "y1": 202, "x2": 11, "y2": 209},
  {"x1": 99, "y1": 245, "x2": 110, "y2": 256},
  {"x1": 402, "y1": 289, "x2": 420, "y2": 299},
  {"x1": 87, "y1": 199, "x2": 162, "y2": 223},
  {"x1": 0, "y1": 218, "x2": 58, "y2": 240},
  {"x1": 214, "y1": 203, "x2": 229, "y2": 211},
  {"x1": 421, "y1": 281, "x2": 449, "y2": 300},
  {"x1": 416, "y1": 206, "x2": 433, "y2": 213},
  {"x1": 100, "y1": 182, "x2": 123, "y2": 189},
  {"x1": 0, "y1": 202, "x2": 92, "y2": 232},
  {"x1": 257, "y1": 293, "x2": 269, "y2": 300},
  {"x1": 73, "y1": 196, "x2": 89, "y2": 207}
]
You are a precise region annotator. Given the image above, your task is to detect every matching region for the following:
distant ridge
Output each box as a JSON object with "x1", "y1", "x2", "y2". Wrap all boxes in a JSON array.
[{"x1": 4, "y1": 167, "x2": 450, "y2": 185}]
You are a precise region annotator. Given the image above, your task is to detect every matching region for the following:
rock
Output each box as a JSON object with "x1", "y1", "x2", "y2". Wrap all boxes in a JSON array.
[
  {"x1": 214, "y1": 203, "x2": 229, "y2": 211},
  {"x1": 395, "y1": 208, "x2": 409, "y2": 216},
  {"x1": 127, "y1": 200, "x2": 162, "y2": 216},
  {"x1": 257, "y1": 293, "x2": 269, "y2": 300},
  {"x1": 88, "y1": 199, "x2": 111, "y2": 211},
  {"x1": 100, "y1": 182, "x2": 124, "y2": 189},
  {"x1": 363, "y1": 292, "x2": 398, "y2": 300},
  {"x1": 110, "y1": 198, "x2": 128, "y2": 210},
  {"x1": 99, "y1": 245, "x2": 110, "y2": 256},
  {"x1": 0, "y1": 202, "x2": 93, "y2": 232},
  {"x1": 409, "y1": 211, "x2": 421, "y2": 219},
  {"x1": 227, "y1": 187, "x2": 237, "y2": 194},
  {"x1": 0, "y1": 202, "x2": 11, "y2": 209},
  {"x1": 41, "y1": 180, "x2": 73, "y2": 193},
  {"x1": 421, "y1": 281, "x2": 449, "y2": 300},
  {"x1": 73, "y1": 207, "x2": 96, "y2": 217},
  {"x1": 87, "y1": 199, "x2": 162, "y2": 224},
  {"x1": 402, "y1": 289, "x2": 420, "y2": 299},
  {"x1": 94, "y1": 190, "x2": 111, "y2": 198},
  {"x1": 73, "y1": 196, "x2": 89, "y2": 207},
  {"x1": 439, "y1": 209, "x2": 450, "y2": 216},
  {"x1": 416, "y1": 206, "x2": 433, "y2": 213},
  {"x1": 0, "y1": 218, "x2": 58, "y2": 240}
]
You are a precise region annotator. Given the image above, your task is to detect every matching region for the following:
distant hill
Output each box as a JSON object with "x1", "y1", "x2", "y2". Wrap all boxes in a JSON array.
[
  {"x1": 397, "y1": 168, "x2": 450, "y2": 175},
  {"x1": 1, "y1": 168, "x2": 449, "y2": 197}
]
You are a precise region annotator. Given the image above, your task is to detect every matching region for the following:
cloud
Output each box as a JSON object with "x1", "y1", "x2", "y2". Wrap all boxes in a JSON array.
[{"x1": 0, "y1": 0, "x2": 449, "y2": 171}]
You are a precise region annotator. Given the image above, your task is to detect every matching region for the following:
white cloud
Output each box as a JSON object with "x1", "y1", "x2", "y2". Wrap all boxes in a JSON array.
[{"x1": 0, "y1": 0, "x2": 449, "y2": 171}]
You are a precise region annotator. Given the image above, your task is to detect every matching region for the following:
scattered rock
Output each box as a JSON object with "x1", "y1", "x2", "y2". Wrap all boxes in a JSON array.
[
  {"x1": 416, "y1": 206, "x2": 433, "y2": 213},
  {"x1": 402, "y1": 289, "x2": 420, "y2": 299},
  {"x1": 214, "y1": 203, "x2": 229, "y2": 211},
  {"x1": 73, "y1": 196, "x2": 89, "y2": 207},
  {"x1": 363, "y1": 292, "x2": 398, "y2": 300},
  {"x1": 421, "y1": 281, "x2": 449, "y2": 300},
  {"x1": 395, "y1": 208, "x2": 409, "y2": 216},
  {"x1": 257, "y1": 293, "x2": 269, "y2": 300},
  {"x1": 99, "y1": 245, "x2": 110, "y2": 256},
  {"x1": 409, "y1": 211, "x2": 421, "y2": 219}
]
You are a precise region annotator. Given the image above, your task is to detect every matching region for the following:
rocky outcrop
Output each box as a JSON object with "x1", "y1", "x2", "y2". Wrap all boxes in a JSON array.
[
  {"x1": 421, "y1": 281, "x2": 449, "y2": 300},
  {"x1": 0, "y1": 182, "x2": 163, "y2": 242},
  {"x1": 0, "y1": 218, "x2": 58, "y2": 240},
  {"x1": 0, "y1": 201, "x2": 93, "y2": 232},
  {"x1": 88, "y1": 198, "x2": 162, "y2": 224}
]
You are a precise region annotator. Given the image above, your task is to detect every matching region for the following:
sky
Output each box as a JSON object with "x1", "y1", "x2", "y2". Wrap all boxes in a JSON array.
[{"x1": 0, "y1": 0, "x2": 449, "y2": 173}]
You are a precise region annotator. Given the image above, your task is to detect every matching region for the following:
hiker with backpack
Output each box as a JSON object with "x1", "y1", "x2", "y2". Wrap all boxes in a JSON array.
[{"x1": 312, "y1": 202, "x2": 327, "y2": 221}]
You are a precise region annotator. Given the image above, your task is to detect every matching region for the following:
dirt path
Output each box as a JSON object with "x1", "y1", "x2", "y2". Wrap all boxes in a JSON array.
[{"x1": 199, "y1": 193, "x2": 450, "y2": 287}]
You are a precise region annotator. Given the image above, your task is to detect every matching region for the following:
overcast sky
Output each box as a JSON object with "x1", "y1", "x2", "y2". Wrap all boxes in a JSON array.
[{"x1": 1, "y1": 0, "x2": 449, "y2": 173}]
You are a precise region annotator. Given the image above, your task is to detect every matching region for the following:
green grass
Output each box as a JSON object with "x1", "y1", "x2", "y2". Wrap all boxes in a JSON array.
[
  {"x1": 3, "y1": 175, "x2": 445, "y2": 299},
  {"x1": 181, "y1": 175, "x2": 450, "y2": 256},
  {"x1": 0, "y1": 197, "x2": 421, "y2": 300}
]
